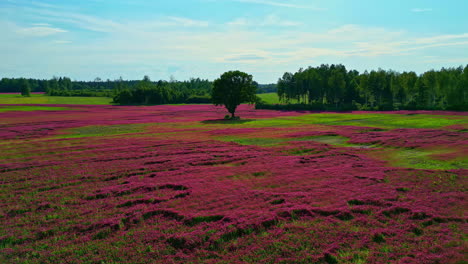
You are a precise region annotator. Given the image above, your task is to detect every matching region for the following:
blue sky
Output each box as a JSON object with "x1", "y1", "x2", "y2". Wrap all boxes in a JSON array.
[{"x1": 1, "y1": 0, "x2": 467, "y2": 83}]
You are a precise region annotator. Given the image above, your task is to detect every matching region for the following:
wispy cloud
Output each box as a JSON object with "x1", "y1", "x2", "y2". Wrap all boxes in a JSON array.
[
  {"x1": 166, "y1": 17, "x2": 209, "y2": 27},
  {"x1": 0, "y1": 5, "x2": 209, "y2": 34},
  {"x1": 261, "y1": 14, "x2": 302, "y2": 26},
  {"x1": 227, "y1": 14, "x2": 302, "y2": 27},
  {"x1": 411, "y1": 8, "x2": 432, "y2": 13},
  {"x1": 227, "y1": 18, "x2": 249, "y2": 26},
  {"x1": 17, "y1": 25, "x2": 67, "y2": 37},
  {"x1": 233, "y1": 0, "x2": 323, "y2": 10}
]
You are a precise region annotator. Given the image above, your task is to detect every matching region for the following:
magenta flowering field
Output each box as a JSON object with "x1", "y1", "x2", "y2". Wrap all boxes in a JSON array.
[{"x1": 0, "y1": 104, "x2": 467, "y2": 263}]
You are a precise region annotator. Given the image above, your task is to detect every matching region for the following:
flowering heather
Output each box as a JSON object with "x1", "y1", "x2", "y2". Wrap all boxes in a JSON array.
[{"x1": 0, "y1": 104, "x2": 466, "y2": 263}]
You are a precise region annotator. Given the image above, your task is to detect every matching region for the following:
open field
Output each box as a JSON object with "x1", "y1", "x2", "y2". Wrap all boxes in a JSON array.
[
  {"x1": 0, "y1": 104, "x2": 467, "y2": 263},
  {"x1": 257, "y1": 93, "x2": 282, "y2": 104},
  {"x1": 257, "y1": 93, "x2": 300, "y2": 104},
  {"x1": 0, "y1": 94, "x2": 113, "y2": 105}
]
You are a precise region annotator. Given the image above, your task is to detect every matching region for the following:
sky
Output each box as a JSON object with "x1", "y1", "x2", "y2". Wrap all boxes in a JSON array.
[{"x1": 1, "y1": 0, "x2": 467, "y2": 83}]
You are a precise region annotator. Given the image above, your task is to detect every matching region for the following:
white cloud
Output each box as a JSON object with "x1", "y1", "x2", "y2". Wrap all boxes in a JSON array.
[
  {"x1": 260, "y1": 14, "x2": 302, "y2": 27},
  {"x1": 17, "y1": 25, "x2": 67, "y2": 37},
  {"x1": 5, "y1": 6, "x2": 210, "y2": 33},
  {"x1": 227, "y1": 18, "x2": 249, "y2": 26}
]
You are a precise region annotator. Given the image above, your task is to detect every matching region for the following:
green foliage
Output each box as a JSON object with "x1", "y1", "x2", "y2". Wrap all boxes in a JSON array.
[
  {"x1": 372, "y1": 233, "x2": 386, "y2": 243},
  {"x1": 0, "y1": 76, "x2": 213, "y2": 105},
  {"x1": 212, "y1": 71, "x2": 257, "y2": 118},
  {"x1": 112, "y1": 77, "x2": 212, "y2": 105},
  {"x1": 274, "y1": 64, "x2": 468, "y2": 111},
  {"x1": 256, "y1": 83, "x2": 277, "y2": 94},
  {"x1": 20, "y1": 78, "x2": 31, "y2": 97}
]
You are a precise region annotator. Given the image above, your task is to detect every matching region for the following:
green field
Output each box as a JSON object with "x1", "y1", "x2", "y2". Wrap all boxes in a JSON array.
[
  {"x1": 0, "y1": 94, "x2": 113, "y2": 105},
  {"x1": 257, "y1": 92, "x2": 302, "y2": 104},
  {"x1": 0, "y1": 105, "x2": 71, "y2": 112},
  {"x1": 200, "y1": 112, "x2": 467, "y2": 130},
  {"x1": 257, "y1": 93, "x2": 282, "y2": 104}
]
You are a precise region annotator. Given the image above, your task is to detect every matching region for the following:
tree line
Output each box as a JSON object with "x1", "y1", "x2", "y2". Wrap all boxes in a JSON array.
[
  {"x1": 264, "y1": 64, "x2": 467, "y2": 111},
  {"x1": 2, "y1": 64, "x2": 467, "y2": 110},
  {"x1": 0, "y1": 76, "x2": 213, "y2": 104},
  {"x1": 112, "y1": 76, "x2": 212, "y2": 105}
]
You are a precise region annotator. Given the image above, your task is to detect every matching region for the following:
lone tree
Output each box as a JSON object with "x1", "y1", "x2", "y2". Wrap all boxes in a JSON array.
[
  {"x1": 212, "y1": 71, "x2": 256, "y2": 119},
  {"x1": 20, "y1": 79, "x2": 31, "y2": 97}
]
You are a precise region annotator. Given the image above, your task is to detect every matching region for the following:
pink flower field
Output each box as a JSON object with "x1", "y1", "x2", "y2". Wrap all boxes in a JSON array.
[{"x1": 0, "y1": 104, "x2": 467, "y2": 263}]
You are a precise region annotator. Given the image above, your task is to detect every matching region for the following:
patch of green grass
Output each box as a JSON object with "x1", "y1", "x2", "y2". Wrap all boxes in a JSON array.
[
  {"x1": 0, "y1": 94, "x2": 112, "y2": 105},
  {"x1": 248, "y1": 113, "x2": 467, "y2": 129},
  {"x1": 219, "y1": 136, "x2": 289, "y2": 147},
  {"x1": 257, "y1": 93, "x2": 301, "y2": 104},
  {"x1": 218, "y1": 133, "x2": 466, "y2": 170},
  {"x1": 219, "y1": 134, "x2": 376, "y2": 149},
  {"x1": 257, "y1": 93, "x2": 281, "y2": 104},
  {"x1": 0, "y1": 106, "x2": 70, "y2": 112},
  {"x1": 337, "y1": 248, "x2": 369, "y2": 264},
  {"x1": 56, "y1": 124, "x2": 150, "y2": 138},
  {"x1": 306, "y1": 135, "x2": 368, "y2": 148},
  {"x1": 383, "y1": 148, "x2": 467, "y2": 170}
]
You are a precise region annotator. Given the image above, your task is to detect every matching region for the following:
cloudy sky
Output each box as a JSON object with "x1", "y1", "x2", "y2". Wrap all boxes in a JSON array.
[{"x1": 1, "y1": 0, "x2": 467, "y2": 83}]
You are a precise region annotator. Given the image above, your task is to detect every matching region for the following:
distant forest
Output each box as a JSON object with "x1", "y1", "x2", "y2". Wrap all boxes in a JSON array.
[
  {"x1": 0, "y1": 76, "x2": 277, "y2": 105},
  {"x1": 0, "y1": 76, "x2": 213, "y2": 104},
  {"x1": 1, "y1": 64, "x2": 467, "y2": 110},
  {"x1": 264, "y1": 64, "x2": 468, "y2": 111}
]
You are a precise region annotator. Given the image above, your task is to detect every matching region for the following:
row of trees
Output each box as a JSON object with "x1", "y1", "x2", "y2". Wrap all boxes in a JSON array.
[
  {"x1": 0, "y1": 76, "x2": 213, "y2": 102},
  {"x1": 275, "y1": 64, "x2": 467, "y2": 110},
  {"x1": 2, "y1": 65, "x2": 466, "y2": 110},
  {"x1": 112, "y1": 76, "x2": 213, "y2": 105},
  {"x1": 0, "y1": 77, "x2": 113, "y2": 95}
]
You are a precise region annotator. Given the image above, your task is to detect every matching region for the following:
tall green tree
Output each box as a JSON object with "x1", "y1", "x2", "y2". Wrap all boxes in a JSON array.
[
  {"x1": 212, "y1": 71, "x2": 256, "y2": 119},
  {"x1": 20, "y1": 78, "x2": 31, "y2": 97}
]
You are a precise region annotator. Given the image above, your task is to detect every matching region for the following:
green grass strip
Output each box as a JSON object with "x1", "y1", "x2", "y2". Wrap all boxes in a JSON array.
[
  {"x1": 0, "y1": 95, "x2": 112, "y2": 105},
  {"x1": 0, "y1": 106, "x2": 70, "y2": 112}
]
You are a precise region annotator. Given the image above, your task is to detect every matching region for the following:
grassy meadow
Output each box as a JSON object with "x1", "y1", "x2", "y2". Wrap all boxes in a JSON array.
[{"x1": 257, "y1": 92, "x2": 301, "y2": 104}]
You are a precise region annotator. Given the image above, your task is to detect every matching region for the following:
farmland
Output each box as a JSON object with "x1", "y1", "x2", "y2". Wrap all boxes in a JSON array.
[{"x1": 0, "y1": 104, "x2": 467, "y2": 263}]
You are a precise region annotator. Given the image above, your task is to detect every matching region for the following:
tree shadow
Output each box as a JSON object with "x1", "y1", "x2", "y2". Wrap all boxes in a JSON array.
[{"x1": 201, "y1": 119, "x2": 256, "y2": 125}]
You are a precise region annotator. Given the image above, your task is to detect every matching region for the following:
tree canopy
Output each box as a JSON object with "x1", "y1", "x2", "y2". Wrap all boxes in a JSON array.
[
  {"x1": 271, "y1": 64, "x2": 468, "y2": 111},
  {"x1": 212, "y1": 71, "x2": 257, "y2": 118},
  {"x1": 20, "y1": 78, "x2": 31, "y2": 97}
]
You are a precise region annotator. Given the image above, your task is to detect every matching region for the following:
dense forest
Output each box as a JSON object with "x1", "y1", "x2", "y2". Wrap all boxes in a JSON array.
[
  {"x1": 112, "y1": 76, "x2": 212, "y2": 105},
  {"x1": 0, "y1": 76, "x2": 213, "y2": 104},
  {"x1": 262, "y1": 64, "x2": 468, "y2": 111},
  {"x1": 1, "y1": 64, "x2": 467, "y2": 110}
]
